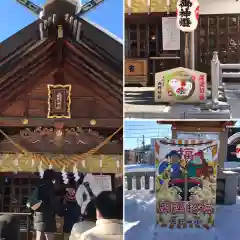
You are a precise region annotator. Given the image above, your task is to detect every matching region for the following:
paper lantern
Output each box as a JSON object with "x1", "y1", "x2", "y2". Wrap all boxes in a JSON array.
[
  {"x1": 236, "y1": 144, "x2": 240, "y2": 158},
  {"x1": 176, "y1": 0, "x2": 199, "y2": 32}
]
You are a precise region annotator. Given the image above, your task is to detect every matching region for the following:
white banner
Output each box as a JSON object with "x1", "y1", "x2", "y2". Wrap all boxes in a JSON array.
[
  {"x1": 94, "y1": 175, "x2": 112, "y2": 191},
  {"x1": 162, "y1": 17, "x2": 180, "y2": 50}
]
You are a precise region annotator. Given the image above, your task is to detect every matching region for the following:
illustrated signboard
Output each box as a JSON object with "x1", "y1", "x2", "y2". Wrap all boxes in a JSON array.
[
  {"x1": 155, "y1": 139, "x2": 219, "y2": 229},
  {"x1": 227, "y1": 127, "x2": 240, "y2": 161},
  {"x1": 155, "y1": 67, "x2": 207, "y2": 103}
]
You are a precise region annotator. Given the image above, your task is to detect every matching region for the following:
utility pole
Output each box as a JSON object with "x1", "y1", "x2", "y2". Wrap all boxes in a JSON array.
[{"x1": 142, "y1": 135, "x2": 145, "y2": 148}]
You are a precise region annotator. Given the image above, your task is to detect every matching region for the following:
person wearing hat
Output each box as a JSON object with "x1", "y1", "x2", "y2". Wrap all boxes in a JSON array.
[{"x1": 59, "y1": 177, "x2": 81, "y2": 240}]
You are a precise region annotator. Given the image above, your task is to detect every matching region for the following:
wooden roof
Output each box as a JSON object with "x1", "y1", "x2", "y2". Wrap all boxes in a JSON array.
[
  {"x1": 157, "y1": 121, "x2": 236, "y2": 132},
  {"x1": 0, "y1": 0, "x2": 123, "y2": 129}
]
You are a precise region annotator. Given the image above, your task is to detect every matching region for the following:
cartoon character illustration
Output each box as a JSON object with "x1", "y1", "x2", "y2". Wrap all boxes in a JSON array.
[
  {"x1": 156, "y1": 150, "x2": 183, "y2": 184},
  {"x1": 169, "y1": 78, "x2": 193, "y2": 97},
  {"x1": 187, "y1": 151, "x2": 214, "y2": 179}
]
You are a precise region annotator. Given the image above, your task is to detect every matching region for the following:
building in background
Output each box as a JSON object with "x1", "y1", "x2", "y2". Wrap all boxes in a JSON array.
[
  {"x1": 125, "y1": 144, "x2": 154, "y2": 165},
  {"x1": 125, "y1": 150, "x2": 137, "y2": 164}
]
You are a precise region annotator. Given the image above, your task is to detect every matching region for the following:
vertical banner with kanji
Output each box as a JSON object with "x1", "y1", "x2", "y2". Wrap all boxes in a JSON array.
[{"x1": 155, "y1": 139, "x2": 219, "y2": 229}]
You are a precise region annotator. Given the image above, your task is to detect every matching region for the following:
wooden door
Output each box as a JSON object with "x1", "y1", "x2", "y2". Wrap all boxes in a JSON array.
[
  {"x1": 125, "y1": 14, "x2": 181, "y2": 85},
  {"x1": 195, "y1": 14, "x2": 240, "y2": 80}
]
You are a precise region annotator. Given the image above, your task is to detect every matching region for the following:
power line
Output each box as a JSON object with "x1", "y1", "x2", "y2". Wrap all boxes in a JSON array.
[{"x1": 124, "y1": 136, "x2": 171, "y2": 139}]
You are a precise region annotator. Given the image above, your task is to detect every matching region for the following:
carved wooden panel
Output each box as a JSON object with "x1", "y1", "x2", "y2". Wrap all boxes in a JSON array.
[
  {"x1": 125, "y1": 59, "x2": 148, "y2": 76},
  {"x1": 150, "y1": 0, "x2": 177, "y2": 13},
  {"x1": 125, "y1": 0, "x2": 178, "y2": 13},
  {"x1": 195, "y1": 14, "x2": 240, "y2": 78},
  {"x1": 125, "y1": 0, "x2": 148, "y2": 13}
]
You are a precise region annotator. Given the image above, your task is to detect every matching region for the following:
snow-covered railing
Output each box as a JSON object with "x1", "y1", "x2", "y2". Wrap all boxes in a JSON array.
[
  {"x1": 212, "y1": 51, "x2": 240, "y2": 87},
  {"x1": 125, "y1": 175, "x2": 155, "y2": 191},
  {"x1": 211, "y1": 51, "x2": 240, "y2": 106}
]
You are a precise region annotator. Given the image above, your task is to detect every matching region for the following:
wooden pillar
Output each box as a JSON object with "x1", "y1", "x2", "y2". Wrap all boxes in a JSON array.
[
  {"x1": 180, "y1": 32, "x2": 194, "y2": 69},
  {"x1": 190, "y1": 32, "x2": 195, "y2": 69},
  {"x1": 172, "y1": 128, "x2": 177, "y2": 138},
  {"x1": 218, "y1": 129, "x2": 229, "y2": 169}
]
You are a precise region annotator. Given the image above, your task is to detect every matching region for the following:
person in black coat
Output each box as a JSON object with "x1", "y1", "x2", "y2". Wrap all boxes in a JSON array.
[
  {"x1": 0, "y1": 214, "x2": 20, "y2": 240},
  {"x1": 58, "y1": 178, "x2": 81, "y2": 239},
  {"x1": 28, "y1": 169, "x2": 57, "y2": 240}
]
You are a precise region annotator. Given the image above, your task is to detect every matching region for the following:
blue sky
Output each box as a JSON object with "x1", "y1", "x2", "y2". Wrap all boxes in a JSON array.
[
  {"x1": 124, "y1": 121, "x2": 172, "y2": 149},
  {"x1": 124, "y1": 120, "x2": 240, "y2": 150},
  {"x1": 0, "y1": 0, "x2": 123, "y2": 43}
]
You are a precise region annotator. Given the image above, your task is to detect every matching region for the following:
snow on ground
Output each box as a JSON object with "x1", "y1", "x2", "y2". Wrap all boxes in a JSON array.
[{"x1": 125, "y1": 190, "x2": 240, "y2": 240}]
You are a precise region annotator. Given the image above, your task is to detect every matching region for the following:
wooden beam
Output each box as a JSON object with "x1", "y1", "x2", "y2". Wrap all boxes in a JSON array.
[
  {"x1": 0, "y1": 63, "x2": 57, "y2": 113},
  {"x1": 0, "y1": 39, "x2": 54, "y2": 85},
  {"x1": 125, "y1": 12, "x2": 176, "y2": 23},
  {"x1": 0, "y1": 52, "x2": 53, "y2": 98},
  {"x1": 0, "y1": 142, "x2": 123, "y2": 154},
  {"x1": 0, "y1": 58, "x2": 53, "y2": 105},
  {"x1": 65, "y1": 41, "x2": 122, "y2": 84},
  {"x1": 76, "y1": 38, "x2": 122, "y2": 73},
  {"x1": 0, "y1": 117, "x2": 122, "y2": 128},
  {"x1": 0, "y1": 39, "x2": 37, "y2": 68},
  {"x1": 65, "y1": 57, "x2": 122, "y2": 101},
  {"x1": 171, "y1": 126, "x2": 226, "y2": 133},
  {"x1": 64, "y1": 65, "x2": 122, "y2": 116},
  {"x1": 66, "y1": 51, "x2": 122, "y2": 94}
]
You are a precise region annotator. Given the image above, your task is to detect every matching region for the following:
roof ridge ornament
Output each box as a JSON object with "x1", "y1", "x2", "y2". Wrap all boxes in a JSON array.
[{"x1": 15, "y1": 0, "x2": 104, "y2": 18}]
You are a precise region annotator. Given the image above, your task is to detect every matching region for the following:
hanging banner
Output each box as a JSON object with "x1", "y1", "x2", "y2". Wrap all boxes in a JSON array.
[
  {"x1": 155, "y1": 139, "x2": 219, "y2": 229},
  {"x1": 162, "y1": 17, "x2": 180, "y2": 50}
]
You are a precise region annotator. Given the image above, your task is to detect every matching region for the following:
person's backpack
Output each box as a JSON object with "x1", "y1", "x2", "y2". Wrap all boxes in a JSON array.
[{"x1": 26, "y1": 185, "x2": 43, "y2": 211}]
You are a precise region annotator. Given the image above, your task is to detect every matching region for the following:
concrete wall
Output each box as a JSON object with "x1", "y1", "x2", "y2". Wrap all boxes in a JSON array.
[{"x1": 199, "y1": 0, "x2": 240, "y2": 15}]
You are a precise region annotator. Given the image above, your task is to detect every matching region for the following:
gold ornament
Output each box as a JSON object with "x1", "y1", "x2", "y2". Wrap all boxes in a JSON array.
[
  {"x1": 22, "y1": 119, "x2": 28, "y2": 125},
  {"x1": 90, "y1": 119, "x2": 96, "y2": 125}
]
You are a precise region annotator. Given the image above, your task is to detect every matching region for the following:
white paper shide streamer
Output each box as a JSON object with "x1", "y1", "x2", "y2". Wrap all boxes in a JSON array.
[
  {"x1": 73, "y1": 163, "x2": 80, "y2": 182},
  {"x1": 81, "y1": 159, "x2": 86, "y2": 168},
  {"x1": 116, "y1": 160, "x2": 120, "y2": 170},
  {"x1": 100, "y1": 155, "x2": 103, "y2": 169},
  {"x1": 61, "y1": 166, "x2": 69, "y2": 184},
  {"x1": 31, "y1": 158, "x2": 35, "y2": 167},
  {"x1": 38, "y1": 161, "x2": 44, "y2": 178}
]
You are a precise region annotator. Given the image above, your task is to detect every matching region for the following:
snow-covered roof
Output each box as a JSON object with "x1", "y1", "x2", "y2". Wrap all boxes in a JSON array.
[
  {"x1": 82, "y1": 17, "x2": 123, "y2": 44},
  {"x1": 125, "y1": 164, "x2": 155, "y2": 173}
]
